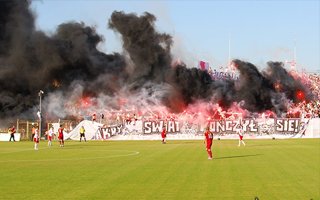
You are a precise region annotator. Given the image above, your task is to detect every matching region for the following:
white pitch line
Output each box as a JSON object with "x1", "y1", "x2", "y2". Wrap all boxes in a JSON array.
[
  {"x1": 0, "y1": 150, "x2": 140, "y2": 162},
  {"x1": 0, "y1": 147, "x2": 50, "y2": 154}
]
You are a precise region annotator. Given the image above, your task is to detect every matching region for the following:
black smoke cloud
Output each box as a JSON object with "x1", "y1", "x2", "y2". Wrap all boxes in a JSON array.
[
  {"x1": 0, "y1": 1, "x2": 312, "y2": 123},
  {"x1": 109, "y1": 11, "x2": 172, "y2": 87},
  {"x1": 0, "y1": 0, "x2": 126, "y2": 121},
  {"x1": 108, "y1": 11, "x2": 311, "y2": 115}
]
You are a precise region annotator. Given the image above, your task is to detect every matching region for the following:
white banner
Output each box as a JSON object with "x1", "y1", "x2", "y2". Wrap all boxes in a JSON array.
[
  {"x1": 0, "y1": 133, "x2": 21, "y2": 141},
  {"x1": 96, "y1": 118, "x2": 319, "y2": 140}
]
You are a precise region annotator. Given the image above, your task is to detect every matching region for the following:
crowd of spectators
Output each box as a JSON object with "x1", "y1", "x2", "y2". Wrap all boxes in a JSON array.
[
  {"x1": 287, "y1": 73, "x2": 320, "y2": 118},
  {"x1": 82, "y1": 71, "x2": 320, "y2": 122}
]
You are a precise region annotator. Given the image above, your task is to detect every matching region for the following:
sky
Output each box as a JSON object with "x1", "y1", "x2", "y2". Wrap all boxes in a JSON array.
[{"x1": 31, "y1": 0, "x2": 320, "y2": 72}]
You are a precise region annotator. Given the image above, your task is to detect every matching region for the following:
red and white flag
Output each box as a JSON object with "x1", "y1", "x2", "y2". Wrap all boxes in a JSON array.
[{"x1": 199, "y1": 61, "x2": 210, "y2": 71}]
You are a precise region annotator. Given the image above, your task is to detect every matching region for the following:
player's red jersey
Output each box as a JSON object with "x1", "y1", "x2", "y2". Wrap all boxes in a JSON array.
[
  {"x1": 161, "y1": 128, "x2": 166, "y2": 139},
  {"x1": 239, "y1": 135, "x2": 243, "y2": 140},
  {"x1": 9, "y1": 127, "x2": 16, "y2": 134},
  {"x1": 58, "y1": 127, "x2": 64, "y2": 140},
  {"x1": 205, "y1": 130, "x2": 213, "y2": 148}
]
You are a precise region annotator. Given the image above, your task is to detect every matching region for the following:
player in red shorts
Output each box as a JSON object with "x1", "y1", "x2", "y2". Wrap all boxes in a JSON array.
[
  {"x1": 161, "y1": 126, "x2": 167, "y2": 144},
  {"x1": 58, "y1": 125, "x2": 64, "y2": 147},
  {"x1": 204, "y1": 126, "x2": 213, "y2": 160},
  {"x1": 237, "y1": 127, "x2": 246, "y2": 147},
  {"x1": 33, "y1": 126, "x2": 39, "y2": 150}
]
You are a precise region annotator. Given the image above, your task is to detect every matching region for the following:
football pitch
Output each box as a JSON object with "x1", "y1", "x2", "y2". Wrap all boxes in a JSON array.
[{"x1": 0, "y1": 139, "x2": 319, "y2": 200}]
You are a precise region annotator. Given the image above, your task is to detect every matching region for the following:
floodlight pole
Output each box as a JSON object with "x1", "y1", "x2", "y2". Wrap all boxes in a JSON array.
[
  {"x1": 294, "y1": 38, "x2": 297, "y2": 71},
  {"x1": 38, "y1": 90, "x2": 44, "y2": 142},
  {"x1": 228, "y1": 33, "x2": 231, "y2": 71}
]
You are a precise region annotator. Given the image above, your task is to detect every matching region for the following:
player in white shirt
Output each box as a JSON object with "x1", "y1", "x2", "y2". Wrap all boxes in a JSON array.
[
  {"x1": 33, "y1": 127, "x2": 39, "y2": 150},
  {"x1": 236, "y1": 127, "x2": 246, "y2": 147},
  {"x1": 47, "y1": 127, "x2": 54, "y2": 147}
]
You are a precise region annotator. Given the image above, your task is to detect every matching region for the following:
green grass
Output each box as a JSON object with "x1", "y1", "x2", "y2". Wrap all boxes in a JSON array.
[{"x1": 0, "y1": 139, "x2": 319, "y2": 200}]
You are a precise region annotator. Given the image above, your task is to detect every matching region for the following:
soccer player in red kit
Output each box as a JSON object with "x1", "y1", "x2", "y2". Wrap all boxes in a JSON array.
[
  {"x1": 161, "y1": 126, "x2": 167, "y2": 144},
  {"x1": 204, "y1": 127, "x2": 213, "y2": 160},
  {"x1": 9, "y1": 125, "x2": 16, "y2": 142},
  {"x1": 58, "y1": 125, "x2": 64, "y2": 147}
]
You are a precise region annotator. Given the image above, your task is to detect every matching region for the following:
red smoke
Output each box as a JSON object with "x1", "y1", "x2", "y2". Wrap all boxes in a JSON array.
[{"x1": 80, "y1": 97, "x2": 93, "y2": 108}]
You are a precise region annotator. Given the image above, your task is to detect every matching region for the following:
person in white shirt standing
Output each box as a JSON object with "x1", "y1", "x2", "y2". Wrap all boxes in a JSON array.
[
  {"x1": 33, "y1": 126, "x2": 39, "y2": 150},
  {"x1": 237, "y1": 126, "x2": 246, "y2": 147},
  {"x1": 47, "y1": 127, "x2": 54, "y2": 147}
]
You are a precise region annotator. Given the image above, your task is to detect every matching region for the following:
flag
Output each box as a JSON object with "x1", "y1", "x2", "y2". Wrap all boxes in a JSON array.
[{"x1": 199, "y1": 61, "x2": 209, "y2": 71}]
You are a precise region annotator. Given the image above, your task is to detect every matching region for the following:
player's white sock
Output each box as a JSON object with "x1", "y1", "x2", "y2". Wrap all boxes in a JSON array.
[{"x1": 242, "y1": 141, "x2": 246, "y2": 146}]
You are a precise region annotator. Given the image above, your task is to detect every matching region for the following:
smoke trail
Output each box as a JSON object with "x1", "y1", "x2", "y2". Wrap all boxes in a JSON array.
[{"x1": 109, "y1": 11, "x2": 173, "y2": 87}]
